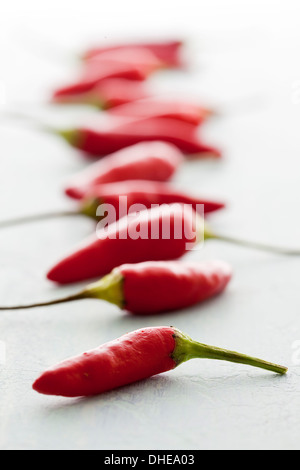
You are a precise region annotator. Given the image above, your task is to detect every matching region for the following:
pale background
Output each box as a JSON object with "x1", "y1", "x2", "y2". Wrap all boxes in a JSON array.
[{"x1": 0, "y1": 0, "x2": 300, "y2": 450}]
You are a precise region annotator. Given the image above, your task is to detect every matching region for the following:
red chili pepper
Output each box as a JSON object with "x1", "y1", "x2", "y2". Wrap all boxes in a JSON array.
[
  {"x1": 3, "y1": 112, "x2": 220, "y2": 159},
  {"x1": 83, "y1": 40, "x2": 183, "y2": 68},
  {"x1": 51, "y1": 65, "x2": 147, "y2": 101},
  {"x1": 0, "y1": 260, "x2": 232, "y2": 314},
  {"x1": 52, "y1": 64, "x2": 147, "y2": 101},
  {"x1": 0, "y1": 181, "x2": 224, "y2": 232},
  {"x1": 45, "y1": 203, "x2": 300, "y2": 285},
  {"x1": 115, "y1": 260, "x2": 231, "y2": 314},
  {"x1": 64, "y1": 141, "x2": 183, "y2": 199},
  {"x1": 96, "y1": 79, "x2": 149, "y2": 109},
  {"x1": 84, "y1": 47, "x2": 163, "y2": 74},
  {"x1": 108, "y1": 98, "x2": 213, "y2": 126},
  {"x1": 52, "y1": 48, "x2": 162, "y2": 101},
  {"x1": 58, "y1": 116, "x2": 221, "y2": 158},
  {"x1": 32, "y1": 326, "x2": 287, "y2": 397},
  {"x1": 46, "y1": 204, "x2": 201, "y2": 284},
  {"x1": 52, "y1": 78, "x2": 149, "y2": 108},
  {"x1": 80, "y1": 180, "x2": 225, "y2": 219},
  {"x1": 1, "y1": 198, "x2": 297, "y2": 260}
]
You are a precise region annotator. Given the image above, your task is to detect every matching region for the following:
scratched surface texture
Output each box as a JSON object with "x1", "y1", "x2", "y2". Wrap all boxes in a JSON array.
[{"x1": 0, "y1": 0, "x2": 300, "y2": 450}]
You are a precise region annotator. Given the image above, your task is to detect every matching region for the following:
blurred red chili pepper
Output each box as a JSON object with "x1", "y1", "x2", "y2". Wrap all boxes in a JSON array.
[
  {"x1": 0, "y1": 181, "x2": 224, "y2": 230},
  {"x1": 84, "y1": 47, "x2": 163, "y2": 74},
  {"x1": 97, "y1": 79, "x2": 149, "y2": 109},
  {"x1": 52, "y1": 78, "x2": 149, "y2": 108},
  {"x1": 58, "y1": 116, "x2": 221, "y2": 158},
  {"x1": 0, "y1": 260, "x2": 232, "y2": 314},
  {"x1": 32, "y1": 326, "x2": 287, "y2": 397},
  {"x1": 52, "y1": 47, "x2": 163, "y2": 101},
  {"x1": 46, "y1": 204, "x2": 201, "y2": 284},
  {"x1": 0, "y1": 178, "x2": 224, "y2": 232},
  {"x1": 44, "y1": 202, "x2": 300, "y2": 285},
  {"x1": 108, "y1": 98, "x2": 214, "y2": 126},
  {"x1": 80, "y1": 180, "x2": 225, "y2": 218},
  {"x1": 83, "y1": 39, "x2": 183, "y2": 68},
  {"x1": 52, "y1": 63, "x2": 147, "y2": 101},
  {"x1": 2, "y1": 109, "x2": 220, "y2": 159},
  {"x1": 65, "y1": 141, "x2": 183, "y2": 199}
]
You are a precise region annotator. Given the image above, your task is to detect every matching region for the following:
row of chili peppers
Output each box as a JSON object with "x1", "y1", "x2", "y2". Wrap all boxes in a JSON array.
[{"x1": 2, "y1": 38, "x2": 290, "y2": 398}]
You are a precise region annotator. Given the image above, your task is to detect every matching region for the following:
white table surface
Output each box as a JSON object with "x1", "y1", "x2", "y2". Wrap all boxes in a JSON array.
[{"x1": 1, "y1": 0, "x2": 300, "y2": 450}]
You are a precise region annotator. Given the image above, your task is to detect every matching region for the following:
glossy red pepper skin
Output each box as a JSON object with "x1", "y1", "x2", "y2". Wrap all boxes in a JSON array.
[
  {"x1": 52, "y1": 48, "x2": 162, "y2": 101},
  {"x1": 119, "y1": 260, "x2": 232, "y2": 314},
  {"x1": 82, "y1": 180, "x2": 225, "y2": 217},
  {"x1": 32, "y1": 324, "x2": 287, "y2": 397},
  {"x1": 64, "y1": 141, "x2": 183, "y2": 200},
  {"x1": 83, "y1": 40, "x2": 183, "y2": 67},
  {"x1": 32, "y1": 327, "x2": 176, "y2": 397},
  {"x1": 47, "y1": 204, "x2": 200, "y2": 285},
  {"x1": 108, "y1": 98, "x2": 213, "y2": 126},
  {"x1": 64, "y1": 117, "x2": 221, "y2": 158}
]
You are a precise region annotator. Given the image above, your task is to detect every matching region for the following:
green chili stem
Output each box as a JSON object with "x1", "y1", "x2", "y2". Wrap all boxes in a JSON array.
[
  {"x1": 0, "y1": 109, "x2": 56, "y2": 134},
  {"x1": 0, "y1": 110, "x2": 83, "y2": 149},
  {"x1": 0, "y1": 195, "x2": 101, "y2": 230},
  {"x1": 190, "y1": 341, "x2": 287, "y2": 375},
  {"x1": 0, "y1": 292, "x2": 88, "y2": 311},
  {"x1": 212, "y1": 233, "x2": 300, "y2": 256},
  {"x1": 0, "y1": 210, "x2": 81, "y2": 230},
  {"x1": 173, "y1": 330, "x2": 288, "y2": 375},
  {"x1": 0, "y1": 270, "x2": 124, "y2": 311},
  {"x1": 203, "y1": 224, "x2": 300, "y2": 256}
]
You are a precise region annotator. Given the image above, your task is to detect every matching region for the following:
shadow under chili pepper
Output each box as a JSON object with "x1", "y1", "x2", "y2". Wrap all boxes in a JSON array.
[
  {"x1": 33, "y1": 365, "x2": 288, "y2": 413},
  {"x1": 33, "y1": 375, "x2": 182, "y2": 411},
  {"x1": 109, "y1": 290, "x2": 233, "y2": 328}
]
